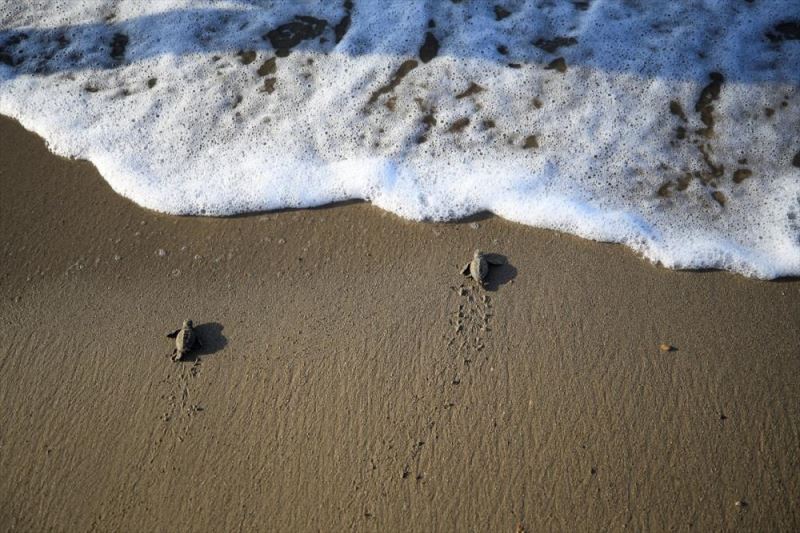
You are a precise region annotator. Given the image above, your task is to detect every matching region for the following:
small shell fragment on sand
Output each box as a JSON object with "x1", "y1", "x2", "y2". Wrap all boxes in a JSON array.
[{"x1": 659, "y1": 343, "x2": 675, "y2": 352}]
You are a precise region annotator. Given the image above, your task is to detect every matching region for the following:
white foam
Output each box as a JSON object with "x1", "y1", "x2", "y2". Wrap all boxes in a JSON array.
[{"x1": 1, "y1": 0, "x2": 799, "y2": 277}]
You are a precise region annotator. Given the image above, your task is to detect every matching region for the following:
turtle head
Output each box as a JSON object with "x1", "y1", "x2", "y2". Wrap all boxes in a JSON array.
[
  {"x1": 183, "y1": 319, "x2": 193, "y2": 328},
  {"x1": 473, "y1": 249, "x2": 483, "y2": 258}
]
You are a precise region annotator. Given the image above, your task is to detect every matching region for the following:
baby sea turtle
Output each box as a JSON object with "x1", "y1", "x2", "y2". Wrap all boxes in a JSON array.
[
  {"x1": 166, "y1": 319, "x2": 201, "y2": 362},
  {"x1": 461, "y1": 249, "x2": 505, "y2": 287}
]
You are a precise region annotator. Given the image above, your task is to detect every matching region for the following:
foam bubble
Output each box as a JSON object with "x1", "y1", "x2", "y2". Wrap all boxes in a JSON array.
[{"x1": 1, "y1": 1, "x2": 799, "y2": 277}]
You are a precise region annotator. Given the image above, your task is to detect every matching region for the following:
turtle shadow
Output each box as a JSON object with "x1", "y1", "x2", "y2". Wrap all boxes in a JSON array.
[
  {"x1": 188, "y1": 322, "x2": 227, "y2": 360},
  {"x1": 483, "y1": 255, "x2": 517, "y2": 292}
]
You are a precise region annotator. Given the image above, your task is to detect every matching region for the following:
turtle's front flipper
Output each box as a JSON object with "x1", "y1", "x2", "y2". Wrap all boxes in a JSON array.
[
  {"x1": 486, "y1": 254, "x2": 506, "y2": 265},
  {"x1": 166, "y1": 329, "x2": 180, "y2": 338},
  {"x1": 461, "y1": 263, "x2": 471, "y2": 275},
  {"x1": 194, "y1": 337, "x2": 203, "y2": 349}
]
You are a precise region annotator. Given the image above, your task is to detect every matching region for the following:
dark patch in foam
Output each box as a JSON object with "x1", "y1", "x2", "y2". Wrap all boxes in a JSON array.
[
  {"x1": 666, "y1": 75, "x2": 734, "y2": 196},
  {"x1": 697, "y1": 143, "x2": 725, "y2": 181},
  {"x1": 455, "y1": 82, "x2": 484, "y2": 99},
  {"x1": 448, "y1": 117, "x2": 470, "y2": 133},
  {"x1": 657, "y1": 182, "x2": 673, "y2": 197},
  {"x1": 765, "y1": 21, "x2": 800, "y2": 42},
  {"x1": 0, "y1": 46, "x2": 14, "y2": 66},
  {"x1": 522, "y1": 135, "x2": 538, "y2": 149},
  {"x1": 670, "y1": 100, "x2": 688, "y2": 140},
  {"x1": 257, "y1": 57, "x2": 277, "y2": 76},
  {"x1": 669, "y1": 100, "x2": 687, "y2": 121},
  {"x1": 264, "y1": 16, "x2": 327, "y2": 57},
  {"x1": 533, "y1": 37, "x2": 577, "y2": 54},
  {"x1": 792, "y1": 151, "x2": 800, "y2": 168},
  {"x1": 659, "y1": 172, "x2": 695, "y2": 198},
  {"x1": 261, "y1": 78, "x2": 276, "y2": 94},
  {"x1": 544, "y1": 57, "x2": 567, "y2": 73},
  {"x1": 695, "y1": 72, "x2": 724, "y2": 138},
  {"x1": 733, "y1": 168, "x2": 752, "y2": 183},
  {"x1": 237, "y1": 50, "x2": 256, "y2": 65},
  {"x1": 419, "y1": 32, "x2": 439, "y2": 63},
  {"x1": 147, "y1": 77, "x2": 157, "y2": 89},
  {"x1": 676, "y1": 173, "x2": 692, "y2": 191},
  {"x1": 366, "y1": 59, "x2": 418, "y2": 105},
  {"x1": 413, "y1": 98, "x2": 437, "y2": 144},
  {"x1": 56, "y1": 33, "x2": 70, "y2": 49},
  {"x1": 684, "y1": 72, "x2": 730, "y2": 201},
  {"x1": 334, "y1": 1, "x2": 354, "y2": 44},
  {"x1": 110, "y1": 33, "x2": 128, "y2": 60},
  {"x1": 494, "y1": 6, "x2": 512, "y2": 21},
  {"x1": 0, "y1": 33, "x2": 28, "y2": 67},
  {"x1": 422, "y1": 113, "x2": 437, "y2": 128}
]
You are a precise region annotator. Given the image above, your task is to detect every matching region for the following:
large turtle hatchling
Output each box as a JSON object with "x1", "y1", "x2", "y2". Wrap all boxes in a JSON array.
[
  {"x1": 166, "y1": 319, "x2": 202, "y2": 362},
  {"x1": 461, "y1": 249, "x2": 505, "y2": 288}
]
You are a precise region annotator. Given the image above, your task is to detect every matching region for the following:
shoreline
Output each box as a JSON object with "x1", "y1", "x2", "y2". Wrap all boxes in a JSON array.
[{"x1": 1, "y1": 114, "x2": 798, "y2": 531}]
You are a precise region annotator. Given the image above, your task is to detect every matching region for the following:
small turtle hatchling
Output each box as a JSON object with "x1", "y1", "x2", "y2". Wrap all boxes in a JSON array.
[
  {"x1": 166, "y1": 319, "x2": 202, "y2": 362},
  {"x1": 461, "y1": 249, "x2": 505, "y2": 288}
]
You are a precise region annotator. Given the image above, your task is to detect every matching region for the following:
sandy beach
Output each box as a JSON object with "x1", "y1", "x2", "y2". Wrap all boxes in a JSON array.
[{"x1": 1, "y1": 114, "x2": 798, "y2": 531}]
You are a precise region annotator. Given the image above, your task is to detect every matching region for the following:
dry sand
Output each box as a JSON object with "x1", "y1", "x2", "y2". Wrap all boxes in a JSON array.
[{"x1": 0, "y1": 115, "x2": 798, "y2": 531}]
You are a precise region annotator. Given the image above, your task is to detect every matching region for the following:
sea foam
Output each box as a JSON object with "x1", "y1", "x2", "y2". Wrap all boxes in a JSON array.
[{"x1": 1, "y1": 1, "x2": 799, "y2": 278}]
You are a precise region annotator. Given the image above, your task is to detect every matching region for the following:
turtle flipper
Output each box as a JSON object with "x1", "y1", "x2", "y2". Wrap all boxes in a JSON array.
[
  {"x1": 194, "y1": 337, "x2": 203, "y2": 349},
  {"x1": 166, "y1": 329, "x2": 180, "y2": 338},
  {"x1": 486, "y1": 254, "x2": 506, "y2": 265},
  {"x1": 461, "y1": 263, "x2": 471, "y2": 275}
]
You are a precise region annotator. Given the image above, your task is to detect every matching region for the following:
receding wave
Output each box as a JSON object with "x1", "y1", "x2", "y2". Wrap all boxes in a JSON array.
[{"x1": 1, "y1": 1, "x2": 799, "y2": 277}]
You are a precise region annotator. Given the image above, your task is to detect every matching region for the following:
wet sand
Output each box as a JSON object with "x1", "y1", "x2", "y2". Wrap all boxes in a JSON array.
[{"x1": 0, "y1": 115, "x2": 798, "y2": 531}]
